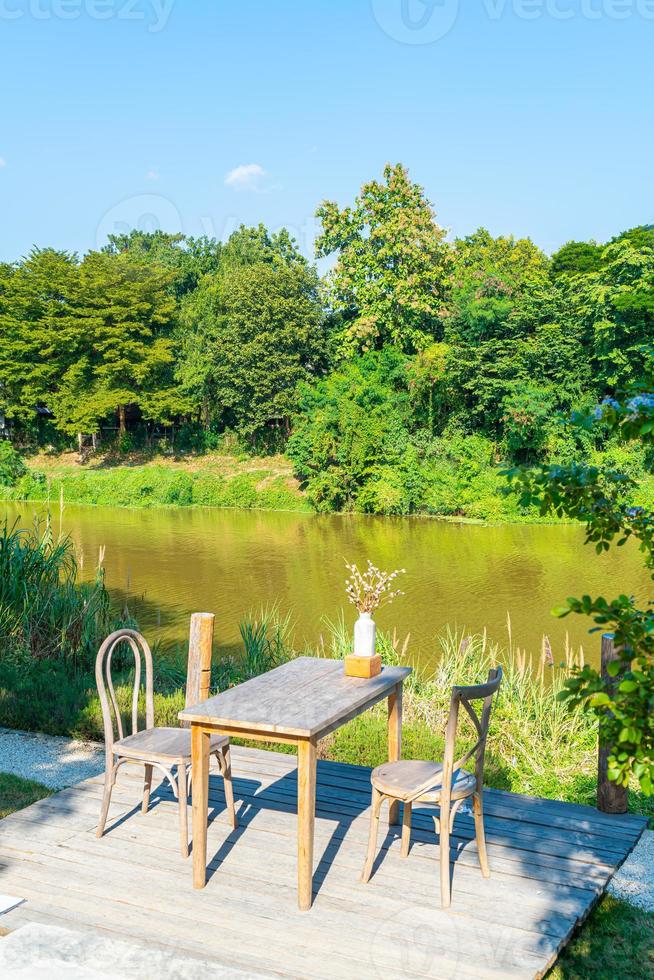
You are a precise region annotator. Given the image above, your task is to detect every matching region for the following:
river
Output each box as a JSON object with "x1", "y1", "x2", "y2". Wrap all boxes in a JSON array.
[{"x1": 3, "y1": 501, "x2": 651, "y2": 669}]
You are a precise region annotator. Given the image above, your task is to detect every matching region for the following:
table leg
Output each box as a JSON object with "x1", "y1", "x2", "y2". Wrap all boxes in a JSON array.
[
  {"x1": 297, "y1": 738, "x2": 317, "y2": 911},
  {"x1": 192, "y1": 724, "x2": 211, "y2": 888},
  {"x1": 388, "y1": 682, "x2": 403, "y2": 826}
]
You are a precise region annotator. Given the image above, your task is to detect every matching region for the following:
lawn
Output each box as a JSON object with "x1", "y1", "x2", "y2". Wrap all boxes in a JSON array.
[
  {"x1": 0, "y1": 772, "x2": 51, "y2": 820},
  {"x1": 549, "y1": 895, "x2": 654, "y2": 979}
]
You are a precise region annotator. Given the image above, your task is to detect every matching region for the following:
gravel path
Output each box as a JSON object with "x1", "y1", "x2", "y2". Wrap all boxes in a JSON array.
[
  {"x1": 0, "y1": 728, "x2": 103, "y2": 790},
  {"x1": 0, "y1": 922, "x2": 272, "y2": 978},
  {"x1": 608, "y1": 829, "x2": 654, "y2": 912}
]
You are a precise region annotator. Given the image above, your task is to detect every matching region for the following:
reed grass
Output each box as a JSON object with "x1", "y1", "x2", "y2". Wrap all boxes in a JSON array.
[{"x1": 0, "y1": 518, "x2": 112, "y2": 671}]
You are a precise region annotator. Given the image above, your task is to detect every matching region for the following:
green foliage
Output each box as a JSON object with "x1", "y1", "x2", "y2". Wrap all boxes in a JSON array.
[
  {"x1": 178, "y1": 250, "x2": 326, "y2": 441},
  {"x1": 0, "y1": 249, "x2": 80, "y2": 427},
  {"x1": 288, "y1": 348, "x2": 413, "y2": 511},
  {"x1": 0, "y1": 519, "x2": 113, "y2": 671},
  {"x1": 550, "y1": 240, "x2": 605, "y2": 278},
  {"x1": 506, "y1": 392, "x2": 654, "y2": 794},
  {"x1": 0, "y1": 442, "x2": 26, "y2": 485},
  {"x1": 1, "y1": 463, "x2": 308, "y2": 512},
  {"x1": 501, "y1": 384, "x2": 557, "y2": 461},
  {"x1": 1, "y1": 166, "x2": 654, "y2": 519},
  {"x1": 288, "y1": 349, "x2": 530, "y2": 518},
  {"x1": 102, "y1": 230, "x2": 222, "y2": 298},
  {"x1": 316, "y1": 163, "x2": 451, "y2": 353}
]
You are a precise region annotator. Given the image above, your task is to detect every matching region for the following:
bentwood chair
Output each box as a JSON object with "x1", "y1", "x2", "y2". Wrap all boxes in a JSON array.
[
  {"x1": 95, "y1": 627, "x2": 237, "y2": 857},
  {"x1": 361, "y1": 667, "x2": 503, "y2": 907}
]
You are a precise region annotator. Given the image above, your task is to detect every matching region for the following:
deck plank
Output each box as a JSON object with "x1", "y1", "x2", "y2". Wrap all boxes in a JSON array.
[{"x1": 0, "y1": 745, "x2": 646, "y2": 980}]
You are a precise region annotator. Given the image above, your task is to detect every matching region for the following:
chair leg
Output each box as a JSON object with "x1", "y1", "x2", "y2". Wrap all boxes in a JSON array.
[
  {"x1": 361, "y1": 788, "x2": 384, "y2": 883},
  {"x1": 401, "y1": 801, "x2": 412, "y2": 858},
  {"x1": 97, "y1": 765, "x2": 115, "y2": 838},
  {"x1": 218, "y1": 745, "x2": 238, "y2": 830},
  {"x1": 439, "y1": 811, "x2": 451, "y2": 909},
  {"x1": 178, "y1": 763, "x2": 189, "y2": 858},
  {"x1": 142, "y1": 764, "x2": 153, "y2": 814},
  {"x1": 473, "y1": 791, "x2": 490, "y2": 878}
]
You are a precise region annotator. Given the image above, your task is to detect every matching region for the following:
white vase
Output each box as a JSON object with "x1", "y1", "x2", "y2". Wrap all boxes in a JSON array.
[{"x1": 354, "y1": 612, "x2": 376, "y2": 658}]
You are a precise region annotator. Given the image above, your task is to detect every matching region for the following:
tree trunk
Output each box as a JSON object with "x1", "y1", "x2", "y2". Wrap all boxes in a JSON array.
[
  {"x1": 597, "y1": 633, "x2": 628, "y2": 814},
  {"x1": 118, "y1": 405, "x2": 126, "y2": 437}
]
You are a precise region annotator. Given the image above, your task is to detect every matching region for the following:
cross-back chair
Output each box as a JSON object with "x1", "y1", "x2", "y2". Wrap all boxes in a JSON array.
[
  {"x1": 95, "y1": 623, "x2": 237, "y2": 857},
  {"x1": 361, "y1": 667, "x2": 503, "y2": 907}
]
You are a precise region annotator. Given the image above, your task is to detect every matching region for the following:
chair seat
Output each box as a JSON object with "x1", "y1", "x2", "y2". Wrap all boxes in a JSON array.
[
  {"x1": 114, "y1": 727, "x2": 228, "y2": 763},
  {"x1": 371, "y1": 759, "x2": 476, "y2": 803}
]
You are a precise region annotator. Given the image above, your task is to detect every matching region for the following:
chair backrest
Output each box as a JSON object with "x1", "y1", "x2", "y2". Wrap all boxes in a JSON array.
[
  {"x1": 441, "y1": 666, "x2": 503, "y2": 800},
  {"x1": 95, "y1": 629, "x2": 154, "y2": 762}
]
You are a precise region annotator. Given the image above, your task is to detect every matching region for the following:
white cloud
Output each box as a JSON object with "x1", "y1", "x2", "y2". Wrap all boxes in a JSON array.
[
  {"x1": 224, "y1": 162, "x2": 266, "y2": 191},
  {"x1": 0, "y1": 157, "x2": 6, "y2": 168},
  {"x1": 146, "y1": 169, "x2": 159, "y2": 181}
]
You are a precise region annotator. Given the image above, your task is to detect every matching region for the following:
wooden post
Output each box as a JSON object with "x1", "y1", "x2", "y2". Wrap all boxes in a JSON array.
[
  {"x1": 387, "y1": 682, "x2": 403, "y2": 826},
  {"x1": 185, "y1": 613, "x2": 215, "y2": 712},
  {"x1": 597, "y1": 633, "x2": 628, "y2": 814}
]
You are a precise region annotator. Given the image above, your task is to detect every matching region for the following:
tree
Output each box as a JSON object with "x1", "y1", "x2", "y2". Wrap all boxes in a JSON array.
[
  {"x1": 0, "y1": 248, "x2": 81, "y2": 429},
  {"x1": 53, "y1": 251, "x2": 187, "y2": 440},
  {"x1": 287, "y1": 348, "x2": 413, "y2": 511},
  {"x1": 506, "y1": 393, "x2": 654, "y2": 794},
  {"x1": 550, "y1": 241, "x2": 605, "y2": 279},
  {"x1": 103, "y1": 230, "x2": 222, "y2": 298},
  {"x1": 178, "y1": 252, "x2": 326, "y2": 441},
  {"x1": 315, "y1": 163, "x2": 451, "y2": 354},
  {"x1": 441, "y1": 229, "x2": 587, "y2": 446},
  {"x1": 220, "y1": 224, "x2": 307, "y2": 271},
  {"x1": 569, "y1": 239, "x2": 654, "y2": 392}
]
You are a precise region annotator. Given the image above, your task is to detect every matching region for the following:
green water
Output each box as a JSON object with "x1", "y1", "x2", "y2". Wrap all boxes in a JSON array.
[{"x1": 3, "y1": 501, "x2": 651, "y2": 668}]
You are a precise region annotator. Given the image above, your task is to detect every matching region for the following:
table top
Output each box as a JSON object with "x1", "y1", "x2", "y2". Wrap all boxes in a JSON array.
[{"x1": 178, "y1": 656, "x2": 412, "y2": 739}]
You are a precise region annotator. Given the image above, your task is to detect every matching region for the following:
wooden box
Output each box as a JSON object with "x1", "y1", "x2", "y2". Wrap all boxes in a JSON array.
[{"x1": 344, "y1": 654, "x2": 382, "y2": 678}]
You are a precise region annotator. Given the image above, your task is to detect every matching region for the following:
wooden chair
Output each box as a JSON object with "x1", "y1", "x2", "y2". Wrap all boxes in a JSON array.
[
  {"x1": 361, "y1": 667, "x2": 503, "y2": 908},
  {"x1": 95, "y1": 619, "x2": 237, "y2": 857}
]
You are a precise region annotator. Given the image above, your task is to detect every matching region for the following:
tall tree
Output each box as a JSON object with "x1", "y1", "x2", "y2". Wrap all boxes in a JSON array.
[
  {"x1": 53, "y1": 251, "x2": 187, "y2": 440},
  {"x1": 315, "y1": 163, "x2": 451, "y2": 354},
  {"x1": 0, "y1": 248, "x2": 81, "y2": 429},
  {"x1": 178, "y1": 245, "x2": 325, "y2": 440},
  {"x1": 103, "y1": 230, "x2": 222, "y2": 298}
]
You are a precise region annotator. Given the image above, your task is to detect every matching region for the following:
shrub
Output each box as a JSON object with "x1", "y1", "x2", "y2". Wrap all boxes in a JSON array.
[{"x1": 0, "y1": 442, "x2": 26, "y2": 486}]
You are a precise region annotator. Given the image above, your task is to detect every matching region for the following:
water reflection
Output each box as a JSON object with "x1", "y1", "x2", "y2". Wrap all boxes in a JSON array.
[{"x1": 4, "y1": 502, "x2": 651, "y2": 668}]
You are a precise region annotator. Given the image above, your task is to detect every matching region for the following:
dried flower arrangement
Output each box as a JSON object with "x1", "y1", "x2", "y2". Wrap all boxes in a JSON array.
[{"x1": 344, "y1": 559, "x2": 406, "y2": 614}]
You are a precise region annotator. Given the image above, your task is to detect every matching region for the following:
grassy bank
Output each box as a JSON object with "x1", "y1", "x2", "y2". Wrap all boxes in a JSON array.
[
  {"x1": 1, "y1": 450, "x2": 309, "y2": 513},
  {"x1": 4, "y1": 447, "x2": 654, "y2": 523}
]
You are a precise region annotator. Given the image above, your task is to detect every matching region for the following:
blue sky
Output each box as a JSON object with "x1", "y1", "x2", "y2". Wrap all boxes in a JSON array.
[{"x1": 0, "y1": 0, "x2": 652, "y2": 263}]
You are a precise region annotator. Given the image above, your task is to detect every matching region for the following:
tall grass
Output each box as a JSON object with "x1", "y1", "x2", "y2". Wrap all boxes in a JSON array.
[
  {"x1": 309, "y1": 612, "x2": 599, "y2": 804},
  {"x1": 0, "y1": 519, "x2": 111, "y2": 671}
]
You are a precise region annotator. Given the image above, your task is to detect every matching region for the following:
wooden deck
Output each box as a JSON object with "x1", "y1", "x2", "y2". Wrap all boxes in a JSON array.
[{"x1": 0, "y1": 745, "x2": 647, "y2": 979}]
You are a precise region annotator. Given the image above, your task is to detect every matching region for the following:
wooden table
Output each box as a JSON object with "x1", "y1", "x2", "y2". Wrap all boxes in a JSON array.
[{"x1": 179, "y1": 656, "x2": 411, "y2": 910}]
